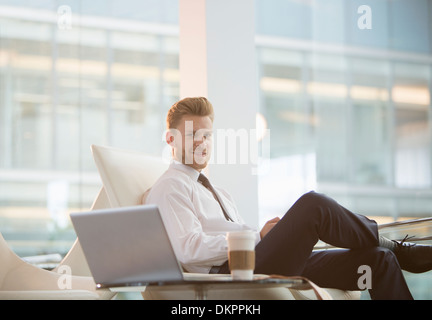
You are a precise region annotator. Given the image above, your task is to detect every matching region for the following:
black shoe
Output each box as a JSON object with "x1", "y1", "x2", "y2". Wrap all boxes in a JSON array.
[{"x1": 393, "y1": 235, "x2": 432, "y2": 273}]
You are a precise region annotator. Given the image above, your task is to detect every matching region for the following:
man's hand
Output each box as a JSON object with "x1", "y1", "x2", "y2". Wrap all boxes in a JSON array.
[{"x1": 260, "y1": 217, "x2": 281, "y2": 239}]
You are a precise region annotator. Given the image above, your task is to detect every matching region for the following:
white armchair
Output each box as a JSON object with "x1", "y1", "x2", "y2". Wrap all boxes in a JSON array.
[
  {"x1": 60, "y1": 144, "x2": 358, "y2": 300},
  {"x1": 0, "y1": 231, "x2": 104, "y2": 300}
]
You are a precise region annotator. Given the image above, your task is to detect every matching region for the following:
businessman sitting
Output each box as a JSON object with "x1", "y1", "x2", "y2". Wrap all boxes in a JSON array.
[{"x1": 145, "y1": 96, "x2": 432, "y2": 300}]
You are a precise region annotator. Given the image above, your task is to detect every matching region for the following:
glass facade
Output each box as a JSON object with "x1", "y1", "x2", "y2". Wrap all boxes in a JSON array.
[
  {"x1": 0, "y1": 0, "x2": 431, "y2": 299},
  {"x1": 0, "y1": 0, "x2": 180, "y2": 256},
  {"x1": 256, "y1": 1, "x2": 432, "y2": 228}
]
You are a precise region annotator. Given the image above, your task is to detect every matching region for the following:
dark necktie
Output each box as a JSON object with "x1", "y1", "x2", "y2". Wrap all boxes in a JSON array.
[{"x1": 198, "y1": 173, "x2": 233, "y2": 222}]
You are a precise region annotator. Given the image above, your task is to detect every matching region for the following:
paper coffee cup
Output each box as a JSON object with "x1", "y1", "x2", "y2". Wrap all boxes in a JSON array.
[{"x1": 226, "y1": 231, "x2": 256, "y2": 280}]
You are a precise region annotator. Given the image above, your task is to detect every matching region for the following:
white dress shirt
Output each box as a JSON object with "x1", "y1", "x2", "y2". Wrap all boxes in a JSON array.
[{"x1": 146, "y1": 161, "x2": 260, "y2": 273}]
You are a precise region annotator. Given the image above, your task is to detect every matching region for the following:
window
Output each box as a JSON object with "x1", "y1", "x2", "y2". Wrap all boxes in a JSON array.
[
  {"x1": 0, "y1": 1, "x2": 179, "y2": 256},
  {"x1": 256, "y1": 0, "x2": 432, "y2": 224}
]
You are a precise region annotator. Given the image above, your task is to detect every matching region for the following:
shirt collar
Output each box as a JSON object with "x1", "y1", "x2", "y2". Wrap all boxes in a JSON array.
[{"x1": 170, "y1": 160, "x2": 201, "y2": 181}]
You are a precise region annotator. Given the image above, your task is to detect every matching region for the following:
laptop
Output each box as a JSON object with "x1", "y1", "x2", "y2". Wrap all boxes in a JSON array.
[{"x1": 70, "y1": 205, "x2": 304, "y2": 289}]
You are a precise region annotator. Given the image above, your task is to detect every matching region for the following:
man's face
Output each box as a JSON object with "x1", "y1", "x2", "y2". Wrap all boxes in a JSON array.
[{"x1": 169, "y1": 114, "x2": 213, "y2": 171}]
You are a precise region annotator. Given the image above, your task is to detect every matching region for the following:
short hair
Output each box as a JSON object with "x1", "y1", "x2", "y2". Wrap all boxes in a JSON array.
[{"x1": 166, "y1": 97, "x2": 214, "y2": 129}]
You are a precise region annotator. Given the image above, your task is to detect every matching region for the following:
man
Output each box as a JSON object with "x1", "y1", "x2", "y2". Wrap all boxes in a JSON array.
[{"x1": 146, "y1": 97, "x2": 432, "y2": 300}]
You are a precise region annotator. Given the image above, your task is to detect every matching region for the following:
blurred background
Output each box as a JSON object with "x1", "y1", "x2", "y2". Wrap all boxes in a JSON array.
[{"x1": 0, "y1": 0, "x2": 431, "y2": 299}]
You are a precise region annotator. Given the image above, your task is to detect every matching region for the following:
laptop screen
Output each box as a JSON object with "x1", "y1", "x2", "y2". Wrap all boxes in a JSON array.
[{"x1": 70, "y1": 205, "x2": 184, "y2": 287}]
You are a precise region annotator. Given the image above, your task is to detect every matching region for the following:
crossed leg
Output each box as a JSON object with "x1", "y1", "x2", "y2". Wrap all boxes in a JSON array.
[{"x1": 252, "y1": 191, "x2": 412, "y2": 300}]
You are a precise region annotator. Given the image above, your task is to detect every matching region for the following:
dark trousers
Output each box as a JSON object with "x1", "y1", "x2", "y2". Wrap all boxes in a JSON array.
[{"x1": 219, "y1": 191, "x2": 413, "y2": 300}]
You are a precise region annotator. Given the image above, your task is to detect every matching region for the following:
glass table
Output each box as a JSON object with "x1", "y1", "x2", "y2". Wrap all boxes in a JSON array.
[{"x1": 107, "y1": 274, "x2": 322, "y2": 300}]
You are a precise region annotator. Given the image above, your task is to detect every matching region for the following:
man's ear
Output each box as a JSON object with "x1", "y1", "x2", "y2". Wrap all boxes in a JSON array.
[
  {"x1": 166, "y1": 130, "x2": 175, "y2": 145},
  {"x1": 166, "y1": 128, "x2": 182, "y2": 147}
]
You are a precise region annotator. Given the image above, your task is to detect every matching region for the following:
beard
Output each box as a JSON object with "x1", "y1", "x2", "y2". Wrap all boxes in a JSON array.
[{"x1": 181, "y1": 145, "x2": 210, "y2": 170}]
